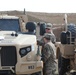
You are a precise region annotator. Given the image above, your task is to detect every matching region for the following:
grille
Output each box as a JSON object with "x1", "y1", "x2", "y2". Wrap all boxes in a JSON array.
[{"x1": 1, "y1": 46, "x2": 17, "y2": 66}]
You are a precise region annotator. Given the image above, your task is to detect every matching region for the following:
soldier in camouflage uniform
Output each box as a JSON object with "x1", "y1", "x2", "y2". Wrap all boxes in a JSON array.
[
  {"x1": 37, "y1": 23, "x2": 56, "y2": 59},
  {"x1": 37, "y1": 23, "x2": 56, "y2": 75},
  {"x1": 43, "y1": 34, "x2": 57, "y2": 75},
  {"x1": 45, "y1": 23, "x2": 56, "y2": 44},
  {"x1": 37, "y1": 23, "x2": 56, "y2": 45}
]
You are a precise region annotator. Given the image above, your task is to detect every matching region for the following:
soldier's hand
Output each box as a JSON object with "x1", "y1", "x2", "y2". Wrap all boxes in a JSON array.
[{"x1": 37, "y1": 40, "x2": 44, "y2": 46}]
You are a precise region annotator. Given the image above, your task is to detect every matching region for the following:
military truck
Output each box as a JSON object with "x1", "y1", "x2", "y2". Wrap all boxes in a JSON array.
[
  {"x1": 56, "y1": 14, "x2": 76, "y2": 75},
  {"x1": 0, "y1": 15, "x2": 43, "y2": 75},
  {"x1": 39, "y1": 14, "x2": 76, "y2": 75}
]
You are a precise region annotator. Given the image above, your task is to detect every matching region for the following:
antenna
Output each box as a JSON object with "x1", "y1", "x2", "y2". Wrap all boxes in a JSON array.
[{"x1": 24, "y1": 8, "x2": 26, "y2": 15}]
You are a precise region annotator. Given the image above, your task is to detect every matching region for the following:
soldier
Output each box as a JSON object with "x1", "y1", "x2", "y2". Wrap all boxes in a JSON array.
[
  {"x1": 37, "y1": 23, "x2": 56, "y2": 45},
  {"x1": 45, "y1": 23, "x2": 56, "y2": 44},
  {"x1": 37, "y1": 23, "x2": 56, "y2": 75},
  {"x1": 43, "y1": 34, "x2": 57, "y2": 75}
]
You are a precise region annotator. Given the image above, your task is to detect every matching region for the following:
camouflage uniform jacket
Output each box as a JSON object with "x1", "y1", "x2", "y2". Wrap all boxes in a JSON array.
[
  {"x1": 37, "y1": 32, "x2": 56, "y2": 61},
  {"x1": 37, "y1": 32, "x2": 56, "y2": 45},
  {"x1": 43, "y1": 42, "x2": 57, "y2": 75},
  {"x1": 41, "y1": 32, "x2": 56, "y2": 44},
  {"x1": 44, "y1": 32, "x2": 56, "y2": 44}
]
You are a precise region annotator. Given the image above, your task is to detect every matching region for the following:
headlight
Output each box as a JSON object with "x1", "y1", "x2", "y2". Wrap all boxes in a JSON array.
[
  {"x1": 19, "y1": 46, "x2": 31, "y2": 57},
  {"x1": 20, "y1": 49, "x2": 26, "y2": 55},
  {"x1": 26, "y1": 48, "x2": 31, "y2": 52}
]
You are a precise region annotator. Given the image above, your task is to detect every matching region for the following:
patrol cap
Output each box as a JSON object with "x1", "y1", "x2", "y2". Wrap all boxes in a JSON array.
[
  {"x1": 45, "y1": 23, "x2": 52, "y2": 29},
  {"x1": 43, "y1": 33, "x2": 51, "y2": 40}
]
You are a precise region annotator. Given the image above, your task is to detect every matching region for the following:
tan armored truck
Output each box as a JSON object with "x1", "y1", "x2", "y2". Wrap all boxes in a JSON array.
[
  {"x1": 39, "y1": 14, "x2": 76, "y2": 75},
  {"x1": 0, "y1": 15, "x2": 43, "y2": 75},
  {"x1": 56, "y1": 14, "x2": 76, "y2": 75}
]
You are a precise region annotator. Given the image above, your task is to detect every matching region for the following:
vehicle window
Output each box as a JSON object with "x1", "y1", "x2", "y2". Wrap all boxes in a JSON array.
[{"x1": 0, "y1": 19, "x2": 20, "y2": 32}]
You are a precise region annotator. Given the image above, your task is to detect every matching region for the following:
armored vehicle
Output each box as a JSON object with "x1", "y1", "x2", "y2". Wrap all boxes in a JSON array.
[
  {"x1": 0, "y1": 15, "x2": 43, "y2": 75},
  {"x1": 56, "y1": 14, "x2": 76, "y2": 75},
  {"x1": 39, "y1": 14, "x2": 76, "y2": 75}
]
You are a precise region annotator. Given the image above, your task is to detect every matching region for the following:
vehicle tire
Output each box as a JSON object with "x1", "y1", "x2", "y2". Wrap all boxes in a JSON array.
[
  {"x1": 71, "y1": 72, "x2": 76, "y2": 75},
  {"x1": 59, "y1": 56, "x2": 70, "y2": 75},
  {"x1": 0, "y1": 70, "x2": 15, "y2": 75},
  {"x1": 67, "y1": 23, "x2": 76, "y2": 37},
  {"x1": 7, "y1": 70, "x2": 16, "y2": 75},
  {"x1": 67, "y1": 23, "x2": 76, "y2": 44}
]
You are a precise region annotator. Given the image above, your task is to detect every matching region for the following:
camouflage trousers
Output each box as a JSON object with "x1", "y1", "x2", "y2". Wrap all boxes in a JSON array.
[{"x1": 43, "y1": 66, "x2": 56, "y2": 75}]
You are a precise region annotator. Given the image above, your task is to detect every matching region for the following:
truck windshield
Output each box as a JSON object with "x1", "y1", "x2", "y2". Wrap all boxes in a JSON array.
[{"x1": 0, "y1": 19, "x2": 20, "y2": 32}]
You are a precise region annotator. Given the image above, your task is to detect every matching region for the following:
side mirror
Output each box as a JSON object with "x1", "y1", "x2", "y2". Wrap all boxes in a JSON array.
[
  {"x1": 26, "y1": 22, "x2": 36, "y2": 31},
  {"x1": 40, "y1": 23, "x2": 46, "y2": 36}
]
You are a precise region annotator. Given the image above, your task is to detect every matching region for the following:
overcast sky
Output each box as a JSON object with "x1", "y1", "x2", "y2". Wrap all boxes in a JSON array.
[{"x1": 0, "y1": 0, "x2": 76, "y2": 13}]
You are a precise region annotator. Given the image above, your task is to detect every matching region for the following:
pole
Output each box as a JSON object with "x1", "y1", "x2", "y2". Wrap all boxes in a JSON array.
[{"x1": 64, "y1": 14, "x2": 68, "y2": 31}]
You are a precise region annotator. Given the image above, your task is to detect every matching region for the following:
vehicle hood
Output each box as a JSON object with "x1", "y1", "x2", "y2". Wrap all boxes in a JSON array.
[{"x1": 0, "y1": 31, "x2": 36, "y2": 46}]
